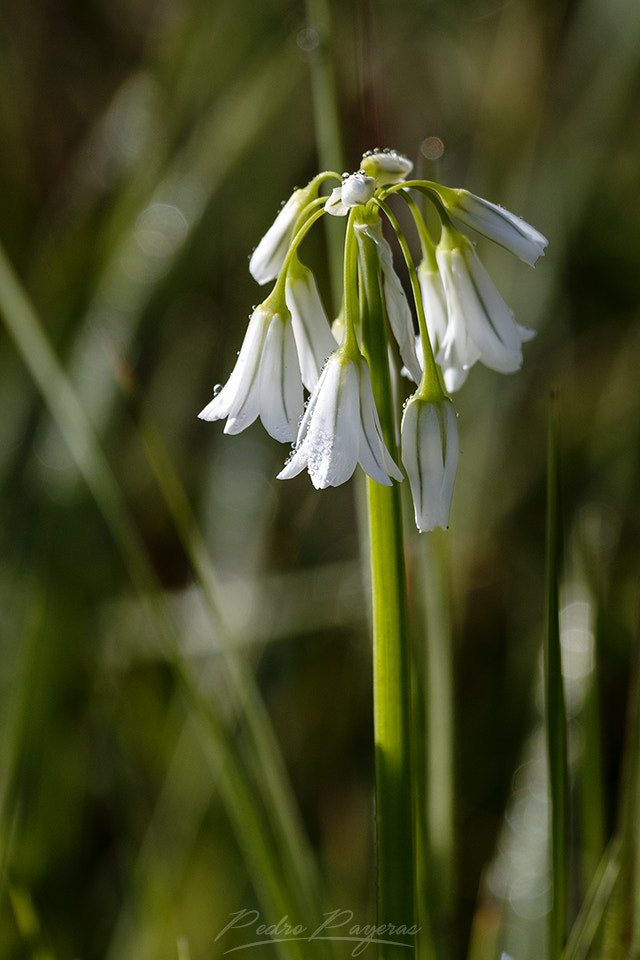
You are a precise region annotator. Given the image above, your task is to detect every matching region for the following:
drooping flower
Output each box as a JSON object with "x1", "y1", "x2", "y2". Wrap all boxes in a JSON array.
[
  {"x1": 198, "y1": 298, "x2": 303, "y2": 442},
  {"x1": 284, "y1": 252, "x2": 338, "y2": 391},
  {"x1": 432, "y1": 185, "x2": 548, "y2": 266},
  {"x1": 401, "y1": 396, "x2": 459, "y2": 532},
  {"x1": 435, "y1": 225, "x2": 535, "y2": 391},
  {"x1": 250, "y1": 181, "x2": 320, "y2": 284},
  {"x1": 325, "y1": 172, "x2": 376, "y2": 216},
  {"x1": 278, "y1": 351, "x2": 403, "y2": 489},
  {"x1": 355, "y1": 219, "x2": 422, "y2": 383}
]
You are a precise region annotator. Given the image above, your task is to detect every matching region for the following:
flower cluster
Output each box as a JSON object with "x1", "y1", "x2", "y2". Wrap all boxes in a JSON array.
[{"x1": 199, "y1": 149, "x2": 547, "y2": 531}]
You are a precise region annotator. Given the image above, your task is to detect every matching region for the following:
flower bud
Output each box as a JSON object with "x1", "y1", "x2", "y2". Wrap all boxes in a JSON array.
[
  {"x1": 325, "y1": 173, "x2": 375, "y2": 216},
  {"x1": 361, "y1": 149, "x2": 413, "y2": 186},
  {"x1": 401, "y1": 396, "x2": 458, "y2": 532}
]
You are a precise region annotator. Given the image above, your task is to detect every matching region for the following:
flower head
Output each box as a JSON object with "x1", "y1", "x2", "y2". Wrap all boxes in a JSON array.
[
  {"x1": 198, "y1": 298, "x2": 303, "y2": 442},
  {"x1": 278, "y1": 351, "x2": 403, "y2": 489},
  {"x1": 199, "y1": 146, "x2": 549, "y2": 533},
  {"x1": 434, "y1": 186, "x2": 548, "y2": 266},
  {"x1": 401, "y1": 396, "x2": 459, "y2": 532},
  {"x1": 435, "y1": 225, "x2": 535, "y2": 391}
]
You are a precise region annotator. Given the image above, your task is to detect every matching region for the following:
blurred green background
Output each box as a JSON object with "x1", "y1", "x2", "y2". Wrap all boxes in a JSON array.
[{"x1": 1, "y1": 0, "x2": 639, "y2": 957}]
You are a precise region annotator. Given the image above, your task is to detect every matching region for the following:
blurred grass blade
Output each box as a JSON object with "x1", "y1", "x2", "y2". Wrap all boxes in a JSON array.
[
  {"x1": 133, "y1": 407, "x2": 331, "y2": 947},
  {"x1": 562, "y1": 838, "x2": 619, "y2": 960},
  {"x1": 36, "y1": 42, "x2": 302, "y2": 480},
  {"x1": 8, "y1": 885, "x2": 55, "y2": 960},
  {"x1": 304, "y1": 0, "x2": 344, "y2": 307},
  {"x1": 0, "y1": 242, "x2": 326, "y2": 960},
  {"x1": 546, "y1": 387, "x2": 569, "y2": 959},
  {"x1": 604, "y1": 628, "x2": 640, "y2": 956}
]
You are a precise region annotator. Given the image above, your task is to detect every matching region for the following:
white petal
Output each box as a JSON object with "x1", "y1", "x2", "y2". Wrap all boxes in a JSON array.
[
  {"x1": 418, "y1": 260, "x2": 448, "y2": 353},
  {"x1": 436, "y1": 248, "x2": 481, "y2": 388},
  {"x1": 199, "y1": 307, "x2": 271, "y2": 431},
  {"x1": 354, "y1": 361, "x2": 403, "y2": 486},
  {"x1": 401, "y1": 397, "x2": 458, "y2": 532},
  {"x1": 258, "y1": 315, "x2": 304, "y2": 441},
  {"x1": 356, "y1": 221, "x2": 422, "y2": 383},
  {"x1": 438, "y1": 187, "x2": 548, "y2": 266},
  {"x1": 199, "y1": 303, "x2": 306, "y2": 441},
  {"x1": 285, "y1": 262, "x2": 338, "y2": 390},
  {"x1": 249, "y1": 184, "x2": 316, "y2": 284},
  {"x1": 324, "y1": 186, "x2": 349, "y2": 217},
  {"x1": 436, "y1": 235, "x2": 535, "y2": 384},
  {"x1": 450, "y1": 248, "x2": 529, "y2": 373},
  {"x1": 313, "y1": 360, "x2": 360, "y2": 487}
]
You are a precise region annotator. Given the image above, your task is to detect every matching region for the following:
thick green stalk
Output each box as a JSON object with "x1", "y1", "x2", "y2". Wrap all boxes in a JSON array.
[
  {"x1": 357, "y1": 221, "x2": 415, "y2": 957},
  {"x1": 546, "y1": 389, "x2": 569, "y2": 959}
]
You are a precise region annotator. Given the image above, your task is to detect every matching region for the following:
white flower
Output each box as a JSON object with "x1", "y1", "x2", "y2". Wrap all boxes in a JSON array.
[
  {"x1": 250, "y1": 185, "x2": 315, "y2": 284},
  {"x1": 401, "y1": 396, "x2": 459, "y2": 532},
  {"x1": 435, "y1": 186, "x2": 548, "y2": 266},
  {"x1": 278, "y1": 352, "x2": 403, "y2": 489},
  {"x1": 355, "y1": 220, "x2": 422, "y2": 383},
  {"x1": 199, "y1": 302, "x2": 303, "y2": 442},
  {"x1": 284, "y1": 255, "x2": 338, "y2": 391},
  {"x1": 325, "y1": 173, "x2": 375, "y2": 216},
  {"x1": 418, "y1": 259, "x2": 448, "y2": 354},
  {"x1": 360, "y1": 148, "x2": 413, "y2": 186},
  {"x1": 435, "y1": 228, "x2": 535, "y2": 391}
]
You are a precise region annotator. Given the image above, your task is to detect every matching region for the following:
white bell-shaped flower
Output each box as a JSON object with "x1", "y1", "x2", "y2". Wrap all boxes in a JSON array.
[
  {"x1": 278, "y1": 351, "x2": 403, "y2": 489},
  {"x1": 250, "y1": 184, "x2": 316, "y2": 284},
  {"x1": 435, "y1": 226, "x2": 535, "y2": 391},
  {"x1": 284, "y1": 254, "x2": 338, "y2": 391},
  {"x1": 434, "y1": 186, "x2": 548, "y2": 266},
  {"x1": 199, "y1": 300, "x2": 303, "y2": 442},
  {"x1": 401, "y1": 396, "x2": 459, "y2": 532}
]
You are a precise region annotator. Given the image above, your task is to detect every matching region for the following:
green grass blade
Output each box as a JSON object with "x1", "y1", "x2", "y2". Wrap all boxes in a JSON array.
[
  {"x1": 0, "y1": 242, "x2": 324, "y2": 960},
  {"x1": 562, "y1": 838, "x2": 619, "y2": 960},
  {"x1": 546, "y1": 388, "x2": 570, "y2": 959},
  {"x1": 133, "y1": 408, "x2": 332, "y2": 948}
]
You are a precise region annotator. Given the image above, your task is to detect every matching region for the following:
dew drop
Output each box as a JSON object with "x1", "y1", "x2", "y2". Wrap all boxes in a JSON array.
[{"x1": 213, "y1": 383, "x2": 223, "y2": 396}]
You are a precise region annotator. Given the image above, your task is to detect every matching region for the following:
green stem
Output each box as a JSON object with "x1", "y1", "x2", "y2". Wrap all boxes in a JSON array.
[{"x1": 357, "y1": 221, "x2": 415, "y2": 957}]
